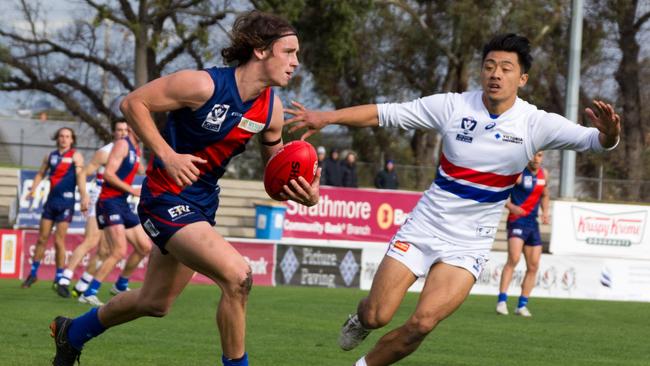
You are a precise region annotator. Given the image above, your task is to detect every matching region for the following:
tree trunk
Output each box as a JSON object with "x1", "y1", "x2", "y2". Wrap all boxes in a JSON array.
[{"x1": 614, "y1": 0, "x2": 645, "y2": 200}]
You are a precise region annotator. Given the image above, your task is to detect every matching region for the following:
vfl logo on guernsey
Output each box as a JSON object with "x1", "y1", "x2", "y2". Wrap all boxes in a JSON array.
[
  {"x1": 202, "y1": 104, "x2": 230, "y2": 132},
  {"x1": 237, "y1": 117, "x2": 265, "y2": 133},
  {"x1": 456, "y1": 117, "x2": 478, "y2": 143}
]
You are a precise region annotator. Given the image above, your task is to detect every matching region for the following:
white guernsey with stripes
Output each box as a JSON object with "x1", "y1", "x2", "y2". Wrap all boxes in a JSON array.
[{"x1": 378, "y1": 90, "x2": 608, "y2": 252}]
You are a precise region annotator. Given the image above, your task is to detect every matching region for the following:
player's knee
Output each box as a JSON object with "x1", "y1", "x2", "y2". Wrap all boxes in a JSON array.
[
  {"x1": 138, "y1": 239, "x2": 152, "y2": 256},
  {"x1": 359, "y1": 302, "x2": 392, "y2": 329},
  {"x1": 141, "y1": 300, "x2": 171, "y2": 318},
  {"x1": 406, "y1": 313, "x2": 439, "y2": 339},
  {"x1": 506, "y1": 256, "x2": 520, "y2": 267},
  {"x1": 527, "y1": 262, "x2": 539, "y2": 273},
  {"x1": 222, "y1": 266, "x2": 253, "y2": 298},
  {"x1": 110, "y1": 246, "x2": 128, "y2": 260}
]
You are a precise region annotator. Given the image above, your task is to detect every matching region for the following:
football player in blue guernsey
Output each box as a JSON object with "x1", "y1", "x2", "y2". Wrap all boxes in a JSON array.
[
  {"x1": 77, "y1": 125, "x2": 152, "y2": 307},
  {"x1": 286, "y1": 34, "x2": 620, "y2": 366},
  {"x1": 496, "y1": 151, "x2": 549, "y2": 317},
  {"x1": 50, "y1": 10, "x2": 319, "y2": 366},
  {"x1": 22, "y1": 127, "x2": 89, "y2": 290}
]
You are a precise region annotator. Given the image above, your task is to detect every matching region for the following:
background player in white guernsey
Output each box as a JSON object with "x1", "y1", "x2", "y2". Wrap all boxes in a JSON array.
[
  {"x1": 496, "y1": 151, "x2": 549, "y2": 317},
  {"x1": 286, "y1": 33, "x2": 621, "y2": 366}
]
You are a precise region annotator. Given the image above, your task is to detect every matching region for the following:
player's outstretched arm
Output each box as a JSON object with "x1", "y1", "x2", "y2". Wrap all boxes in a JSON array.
[
  {"x1": 285, "y1": 101, "x2": 379, "y2": 140},
  {"x1": 120, "y1": 70, "x2": 209, "y2": 187},
  {"x1": 585, "y1": 100, "x2": 621, "y2": 149}
]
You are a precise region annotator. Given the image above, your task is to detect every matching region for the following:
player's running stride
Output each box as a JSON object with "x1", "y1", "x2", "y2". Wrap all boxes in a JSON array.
[
  {"x1": 286, "y1": 34, "x2": 620, "y2": 366},
  {"x1": 50, "y1": 11, "x2": 318, "y2": 366}
]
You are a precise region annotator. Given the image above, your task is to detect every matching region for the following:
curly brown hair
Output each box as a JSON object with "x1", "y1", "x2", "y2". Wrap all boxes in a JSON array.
[
  {"x1": 51, "y1": 127, "x2": 76, "y2": 147},
  {"x1": 221, "y1": 10, "x2": 297, "y2": 66}
]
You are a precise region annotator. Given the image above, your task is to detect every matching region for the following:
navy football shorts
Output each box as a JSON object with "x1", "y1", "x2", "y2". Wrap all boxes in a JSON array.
[
  {"x1": 138, "y1": 193, "x2": 217, "y2": 254},
  {"x1": 41, "y1": 200, "x2": 74, "y2": 223},
  {"x1": 506, "y1": 222, "x2": 542, "y2": 246},
  {"x1": 96, "y1": 197, "x2": 140, "y2": 230}
]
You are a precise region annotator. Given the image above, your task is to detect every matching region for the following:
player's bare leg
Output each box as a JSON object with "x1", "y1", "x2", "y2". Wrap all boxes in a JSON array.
[
  {"x1": 363, "y1": 263, "x2": 475, "y2": 366},
  {"x1": 340, "y1": 256, "x2": 416, "y2": 351},
  {"x1": 111, "y1": 226, "x2": 152, "y2": 295},
  {"x1": 496, "y1": 237, "x2": 524, "y2": 315},
  {"x1": 66, "y1": 219, "x2": 102, "y2": 274},
  {"x1": 163, "y1": 222, "x2": 252, "y2": 360},
  {"x1": 21, "y1": 218, "x2": 54, "y2": 288},
  {"x1": 515, "y1": 244, "x2": 542, "y2": 317},
  {"x1": 54, "y1": 221, "x2": 69, "y2": 269},
  {"x1": 78, "y1": 224, "x2": 127, "y2": 305}
]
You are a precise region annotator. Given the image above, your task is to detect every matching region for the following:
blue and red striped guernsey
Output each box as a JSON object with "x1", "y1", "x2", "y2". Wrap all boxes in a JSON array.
[
  {"x1": 46, "y1": 148, "x2": 77, "y2": 204},
  {"x1": 144, "y1": 67, "x2": 274, "y2": 208},
  {"x1": 508, "y1": 167, "x2": 546, "y2": 225},
  {"x1": 434, "y1": 153, "x2": 520, "y2": 203},
  {"x1": 99, "y1": 137, "x2": 140, "y2": 200}
]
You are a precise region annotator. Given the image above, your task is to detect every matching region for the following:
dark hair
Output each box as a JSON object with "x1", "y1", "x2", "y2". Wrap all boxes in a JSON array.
[
  {"x1": 482, "y1": 34, "x2": 533, "y2": 73},
  {"x1": 52, "y1": 127, "x2": 76, "y2": 147},
  {"x1": 221, "y1": 10, "x2": 297, "y2": 66},
  {"x1": 111, "y1": 120, "x2": 127, "y2": 131}
]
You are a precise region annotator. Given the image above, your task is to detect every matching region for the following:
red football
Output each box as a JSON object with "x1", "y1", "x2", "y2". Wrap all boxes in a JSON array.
[{"x1": 264, "y1": 140, "x2": 318, "y2": 201}]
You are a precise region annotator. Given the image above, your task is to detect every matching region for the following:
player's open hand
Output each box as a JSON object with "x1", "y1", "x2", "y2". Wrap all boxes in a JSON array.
[
  {"x1": 279, "y1": 167, "x2": 321, "y2": 206},
  {"x1": 285, "y1": 101, "x2": 328, "y2": 140},
  {"x1": 162, "y1": 151, "x2": 207, "y2": 188},
  {"x1": 585, "y1": 100, "x2": 621, "y2": 148}
]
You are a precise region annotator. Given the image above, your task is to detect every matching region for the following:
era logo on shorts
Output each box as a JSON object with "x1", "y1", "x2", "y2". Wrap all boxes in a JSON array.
[
  {"x1": 393, "y1": 241, "x2": 410, "y2": 252},
  {"x1": 167, "y1": 204, "x2": 192, "y2": 220},
  {"x1": 202, "y1": 104, "x2": 230, "y2": 132},
  {"x1": 144, "y1": 219, "x2": 160, "y2": 237}
]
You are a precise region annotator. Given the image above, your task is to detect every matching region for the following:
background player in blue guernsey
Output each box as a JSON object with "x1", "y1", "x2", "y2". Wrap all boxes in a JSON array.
[
  {"x1": 50, "y1": 10, "x2": 319, "y2": 366},
  {"x1": 77, "y1": 125, "x2": 152, "y2": 306},
  {"x1": 496, "y1": 151, "x2": 549, "y2": 317},
  {"x1": 285, "y1": 34, "x2": 620, "y2": 366},
  {"x1": 22, "y1": 127, "x2": 89, "y2": 290}
]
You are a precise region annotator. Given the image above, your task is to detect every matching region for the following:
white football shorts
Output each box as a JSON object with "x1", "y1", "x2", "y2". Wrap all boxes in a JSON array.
[
  {"x1": 86, "y1": 184, "x2": 101, "y2": 218},
  {"x1": 385, "y1": 218, "x2": 488, "y2": 279}
]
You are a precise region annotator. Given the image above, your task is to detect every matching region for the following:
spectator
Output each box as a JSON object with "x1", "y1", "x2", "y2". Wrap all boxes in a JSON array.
[
  {"x1": 323, "y1": 148, "x2": 343, "y2": 186},
  {"x1": 317, "y1": 146, "x2": 326, "y2": 184},
  {"x1": 341, "y1": 151, "x2": 358, "y2": 188},
  {"x1": 374, "y1": 159, "x2": 398, "y2": 189}
]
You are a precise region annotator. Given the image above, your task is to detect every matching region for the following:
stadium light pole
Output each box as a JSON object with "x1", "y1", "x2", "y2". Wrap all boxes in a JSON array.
[{"x1": 560, "y1": 0, "x2": 584, "y2": 199}]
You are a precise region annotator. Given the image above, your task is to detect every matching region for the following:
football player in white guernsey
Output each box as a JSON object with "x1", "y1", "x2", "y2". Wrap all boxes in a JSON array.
[{"x1": 286, "y1": 33, "x2": 621, "y2": 366}]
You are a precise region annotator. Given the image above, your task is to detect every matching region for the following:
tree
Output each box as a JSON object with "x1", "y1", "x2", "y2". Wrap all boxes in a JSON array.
[
  {"x1": 605, "y1": 0, "x2": 650, "y2": 200},
  {"x1": 0, "y1": 0, "x2": 235, "y2": 142}
]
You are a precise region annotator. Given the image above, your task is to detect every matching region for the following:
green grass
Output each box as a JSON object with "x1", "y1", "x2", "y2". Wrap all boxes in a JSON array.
[{"x1": 1, "y1": 279, "x2": 649, "y2": 365}]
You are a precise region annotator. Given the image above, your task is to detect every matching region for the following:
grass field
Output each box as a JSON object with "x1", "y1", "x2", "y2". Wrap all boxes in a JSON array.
[{"x1": 1, "y1": 279, "x2": 649, "y2": 365}]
